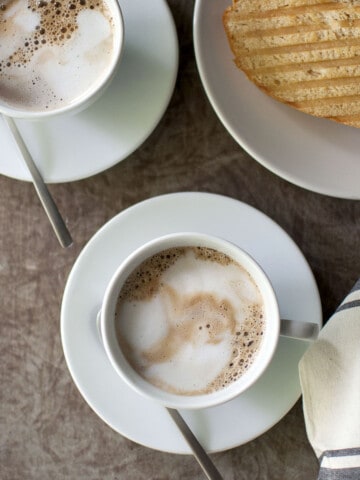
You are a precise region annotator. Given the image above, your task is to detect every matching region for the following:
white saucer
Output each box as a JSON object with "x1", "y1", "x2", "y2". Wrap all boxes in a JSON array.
[
  {"x1": 61, "y1": 192, "x2": 322, "y2": 454},
  {"x1": 193, "y1": 0, "x2": 360, "y2": 200},
  {"x1": 0, "y1": 0, "x2": 178, "y2": 184}
]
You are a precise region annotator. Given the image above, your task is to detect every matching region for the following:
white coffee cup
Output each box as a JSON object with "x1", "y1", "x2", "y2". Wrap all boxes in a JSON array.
[
  {"x1": 100, "y1": 232, "x2": 282, "y2": 410},
  {"x1": 0, "y1": 0, "x2": 124, "y2": 119}
]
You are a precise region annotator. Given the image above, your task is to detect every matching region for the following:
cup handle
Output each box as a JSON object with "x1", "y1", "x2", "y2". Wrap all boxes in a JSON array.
[{"x1": 280, "y1": 319, "x2": 319, "y2": 341}]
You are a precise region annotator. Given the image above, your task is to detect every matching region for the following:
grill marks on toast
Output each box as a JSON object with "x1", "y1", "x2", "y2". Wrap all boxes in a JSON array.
[{"x1": 223, "y1": 0, "x2": 360, "y2": 127}]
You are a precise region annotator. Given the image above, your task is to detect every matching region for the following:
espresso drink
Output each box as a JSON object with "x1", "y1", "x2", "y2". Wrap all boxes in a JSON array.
[
  {"x1": 0, "y1": 0, "x2": 116, "y2": 112},
  {"x1": 115, "y1": 246, "x2": 266, "y2": 396}
]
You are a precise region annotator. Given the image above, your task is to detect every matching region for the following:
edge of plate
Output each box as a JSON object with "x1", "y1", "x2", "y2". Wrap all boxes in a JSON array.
[{"x1": 193, "y1": 0, "x2": 360, "y2": 200}]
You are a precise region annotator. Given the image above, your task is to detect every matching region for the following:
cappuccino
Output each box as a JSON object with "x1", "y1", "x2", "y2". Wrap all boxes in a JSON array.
[
  {"x1": 0, "y1": 0, "x2": 117, "y2": 112},
  {"x1": 115, "y1": 246, "x2": 266, "y2": 396}
]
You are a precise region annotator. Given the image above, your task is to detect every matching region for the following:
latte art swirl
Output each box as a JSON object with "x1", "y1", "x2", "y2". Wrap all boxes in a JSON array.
[{"x1": 115, "y1": 246, "x2": 266, "y2": 396}]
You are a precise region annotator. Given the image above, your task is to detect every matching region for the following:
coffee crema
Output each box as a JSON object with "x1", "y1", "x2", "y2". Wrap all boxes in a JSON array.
[
  {"x1": 0, "y1": 0, "x2": 116, "y2": 112},
  {"x1": 115, "y1": 246, "x2": 266, "y2": 396}
]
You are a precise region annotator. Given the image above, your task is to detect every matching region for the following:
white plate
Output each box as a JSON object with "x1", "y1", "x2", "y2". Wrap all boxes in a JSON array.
[
  {"x1": 193, "y1": 0, "x2": 360, "y2": 200},
  {"x1": 61, "y1": 192, "x2": 322, "y2": 454},
  {"x1": 0, "y1": 0, "x2": 178, "y2": 184}
]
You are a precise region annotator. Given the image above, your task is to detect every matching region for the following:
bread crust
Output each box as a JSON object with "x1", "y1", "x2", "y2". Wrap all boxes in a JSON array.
[{"x1": 223, "y1": 0, "x2": 360, "y2": 128}]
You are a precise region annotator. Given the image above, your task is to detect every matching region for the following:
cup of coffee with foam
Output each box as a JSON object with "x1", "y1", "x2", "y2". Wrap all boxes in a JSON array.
[
  {"x1": 100, "y1": 232, "x2": 282, "y2": 410},
  {"x1": 0, "y1": 0, "x2": 123, "y2": 119}
]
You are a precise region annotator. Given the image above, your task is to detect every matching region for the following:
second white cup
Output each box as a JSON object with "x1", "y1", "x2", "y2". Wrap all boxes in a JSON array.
[{"x1": 0, "y1": 0, "x2": 124, "y2": 119}]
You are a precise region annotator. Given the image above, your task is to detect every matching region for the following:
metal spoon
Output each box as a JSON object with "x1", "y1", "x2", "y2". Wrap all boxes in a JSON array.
[
  {"x1": 3, "y1": 115, "x2": 73, "y2": 248},
  {"x1": 166, "y1": 408, "x2": 223, "y2": 480},
  {"x1": 95, "y1": 311, "x2": 224, "y2": 479},
  {"x1": 280, "y1": 318, "x2": 319, "y2": 340}
]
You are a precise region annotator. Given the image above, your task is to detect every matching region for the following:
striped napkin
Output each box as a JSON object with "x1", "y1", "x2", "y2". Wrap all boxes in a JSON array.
[{"x1": 299, "y1": 279, "x2": 360, "y2": 480}]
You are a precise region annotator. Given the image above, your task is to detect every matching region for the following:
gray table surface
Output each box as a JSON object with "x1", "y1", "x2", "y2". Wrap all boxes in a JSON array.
[{"x1": 1, "y1": 1, "x2": 360, "y2": 479}]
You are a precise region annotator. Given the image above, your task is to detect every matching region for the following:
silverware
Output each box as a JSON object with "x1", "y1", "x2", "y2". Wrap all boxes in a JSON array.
[
  {"x1": 3, "y1": 115, "x2": 73, "y2": 248},
  {"x1": 166, "y1": 408, "x2": 223, "y2": 480},
  {"x1": 280, "y1": 318, "x2": 319, "y2": 340}
]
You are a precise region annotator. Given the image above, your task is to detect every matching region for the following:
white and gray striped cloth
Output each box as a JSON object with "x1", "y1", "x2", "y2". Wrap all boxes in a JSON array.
[{"x1": 299, "y1": 279, "x2": 360, "y2": 480}]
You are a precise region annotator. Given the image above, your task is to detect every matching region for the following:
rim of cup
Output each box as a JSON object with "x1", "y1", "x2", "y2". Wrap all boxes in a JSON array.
[
  {"x1": 101, "y1": 232, "x2": 280, "y2": 410},
  {"x1": 0, "y1": 0, "x2": 124, "y2": 120}
]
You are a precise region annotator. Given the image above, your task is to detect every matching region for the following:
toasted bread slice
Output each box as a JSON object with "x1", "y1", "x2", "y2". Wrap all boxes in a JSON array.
[{"x1": 223, "y1": 0, "x2": 360, "y2": 127}]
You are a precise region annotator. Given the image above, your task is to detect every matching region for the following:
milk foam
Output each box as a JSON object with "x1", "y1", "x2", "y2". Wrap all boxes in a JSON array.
[
  {"x1": 0, "y1": 0, "x2": 116, "y2": 111},
  {"x1": 116, "y1": 247, "x2": 266, "y2": 396}
]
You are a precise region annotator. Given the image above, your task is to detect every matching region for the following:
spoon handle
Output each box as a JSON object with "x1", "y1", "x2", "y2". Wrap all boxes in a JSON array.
[
  {"x1": 3, "y1": 115, "x2": 73, "y2": 248},
  {"x1": 280, "y1": 319, "x2": 319, "y2": 340},
  {"x1": 166, "y1": 408, "x2": 224, "y2": 480}
]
